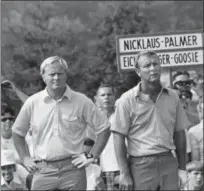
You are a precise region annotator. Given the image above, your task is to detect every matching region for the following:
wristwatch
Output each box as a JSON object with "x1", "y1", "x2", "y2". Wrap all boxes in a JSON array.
[
  {"x1": 84, "y1": 152, "x2": 99, "y2": 164},
  {"x1": 84, "y1": 152, "x2": 93, "y2": 159}
]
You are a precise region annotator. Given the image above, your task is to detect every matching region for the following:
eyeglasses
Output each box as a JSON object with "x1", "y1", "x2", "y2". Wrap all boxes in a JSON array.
[
  {"x1": 1, "y1": 117, "x2": 14, "y2": 122},
  {"x1": 175, "y1": 80, "x2": 192, "y2": 86},
  {"x1": 179, "y1": 94, "x2": 191, "y2": 99}
]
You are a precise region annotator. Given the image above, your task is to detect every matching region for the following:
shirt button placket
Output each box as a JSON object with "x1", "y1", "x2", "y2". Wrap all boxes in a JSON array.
[{"x1": 53, "y1": 102, "x2": 59, "y2": 136}]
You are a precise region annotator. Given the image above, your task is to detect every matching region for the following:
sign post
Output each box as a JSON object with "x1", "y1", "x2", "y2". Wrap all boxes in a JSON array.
[{"x1": 116, "y1": 31, "x2": 203, "y2": 86}]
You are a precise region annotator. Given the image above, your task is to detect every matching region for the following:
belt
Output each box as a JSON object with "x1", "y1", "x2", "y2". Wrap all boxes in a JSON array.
[
  {"x1": 34, "y1": 157, "x2": 72, "y2": 164},
  {"x1": 130, "y1": 150, "x2": 171, "y2": 158}
]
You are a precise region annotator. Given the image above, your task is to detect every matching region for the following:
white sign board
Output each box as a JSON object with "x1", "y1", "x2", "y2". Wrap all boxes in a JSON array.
[
  {"x1": 116, "y1": 31, "x2": 204, "y2": 72},
  {"x1": 120, "y1": 50, "x2": 203, "y2": 70}
]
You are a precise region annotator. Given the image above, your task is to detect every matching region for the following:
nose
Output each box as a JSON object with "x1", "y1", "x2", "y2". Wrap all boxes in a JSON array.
[
  {"x1": 53, "y1": 74, "x2": 59, "y2": 80},
  {"x1": 150, "y1": 63, "x2": 156, "y2": 71},
  {"x1": 197, "y1": 173, "x2": 202, "y2": 179}
]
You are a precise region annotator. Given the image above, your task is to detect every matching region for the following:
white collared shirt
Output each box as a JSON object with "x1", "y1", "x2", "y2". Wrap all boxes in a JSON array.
[
  {"x1": 100, "y1": 114, "x2": 119, "y2": 172},
  {"x1": 188, "y1": 119, "x2": 203, "y2": 161},
  {"x1": 12, "y1": 85, "x2": 110, "y2": 160}
]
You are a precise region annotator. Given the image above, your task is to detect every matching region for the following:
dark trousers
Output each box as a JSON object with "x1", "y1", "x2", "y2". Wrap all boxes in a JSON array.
[{"x1": 129, "y1": 151, "x2": 179, "y2": 190}]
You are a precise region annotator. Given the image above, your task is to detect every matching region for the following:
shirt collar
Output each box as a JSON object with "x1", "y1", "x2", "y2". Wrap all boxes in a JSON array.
[
  {"x1": 42, "y1": 85, "x2": 72, "y2": 102},
  {"x1": 135, "y1": 82, "x2": 169, "y2": 100}
]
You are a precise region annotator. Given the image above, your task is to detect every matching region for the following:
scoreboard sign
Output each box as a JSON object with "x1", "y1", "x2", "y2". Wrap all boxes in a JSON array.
[{"x1": 116, "y1": 31, "x2": 204, "y2": 72}]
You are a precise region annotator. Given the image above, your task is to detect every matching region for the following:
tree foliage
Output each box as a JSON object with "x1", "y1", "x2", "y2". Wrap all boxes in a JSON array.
[
  {"x1": 1, "y1": 2, "x2": 90, "y2": 112},
  {"x1": 87, "y1": 2, "x2": 149, "y2": 98},
  {"x1": 1, "y1": 1, "x2": 203, "y2": 113}
]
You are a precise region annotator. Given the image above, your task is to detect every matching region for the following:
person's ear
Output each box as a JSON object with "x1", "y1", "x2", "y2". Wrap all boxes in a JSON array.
[
  {"x1": 42, "y1": 75, "x2": 46, "y2": 84},
  {"x1": 135, "y1": 68, "x2": 141, "y2": 77},
  {"x1": 94, "y1": 96, "x2": 97, "y2": 104}
]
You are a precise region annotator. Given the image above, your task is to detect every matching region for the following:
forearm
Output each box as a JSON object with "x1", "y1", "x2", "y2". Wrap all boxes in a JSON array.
[
  {"x1": 113, "y1": 132, "x2": 130, "y2": 174},
  {"x1": 12, "y1": 86, "x2": 29, "y2": 103},
  {"x1": 12, "y1": 132, "x2": 30, "y2": 162},
  {"x1": 173, "y1": 130, "x2": 186, "y2": 170},
  {"x1": 91, "y1": 127, "x2": 110, "y2": 158}
]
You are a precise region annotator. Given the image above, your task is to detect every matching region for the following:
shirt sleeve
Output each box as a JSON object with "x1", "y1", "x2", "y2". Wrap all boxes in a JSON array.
[
  {"x1": 188, "y1": 131, "x2": 199, "y2": 149},
  {"x1": 12, "y1": 97, "x2": 32, "y2": 137},
  {"x1": 174, "y1": 98, "x2": 191, "y2": 131},
  {"x1": 83, "y1": 98, "x2": 110, "y2": 135},
  {"x1": 110, "y1": 98, "x2": 131, "y2": 135}
]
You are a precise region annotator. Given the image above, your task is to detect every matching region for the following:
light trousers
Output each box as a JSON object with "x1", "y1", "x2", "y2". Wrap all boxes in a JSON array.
[{"x1": 31, "y1": 158, "x2": 86, "y2": 190}]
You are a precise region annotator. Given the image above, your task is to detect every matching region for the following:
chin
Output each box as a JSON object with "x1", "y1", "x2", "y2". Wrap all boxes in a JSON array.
[{"x1": 151, "y1": 79, "x2": 160, "y2": 83}]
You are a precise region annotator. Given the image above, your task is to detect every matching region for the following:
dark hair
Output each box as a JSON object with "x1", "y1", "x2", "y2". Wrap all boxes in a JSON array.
[
  {"x1": 1, "y1": 106, "x2": 15, "y2": 116},
  {"x1": 173, "y1": 70, "x2": 190, "y2": 81},
  {"x1": 134, "y1": 50, "x2": 159, "y2": 69},
  {"x1": 96, "y1": 83, "x2": 115, "y2": 95}
]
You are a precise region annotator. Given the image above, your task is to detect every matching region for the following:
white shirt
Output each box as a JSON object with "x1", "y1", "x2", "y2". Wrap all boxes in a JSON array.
[
  {"x1": 1, "y1": 137, "x2": 20, "y2": 163},
  {"x1": 188, "y1": 120, "x2": 203, "y2": 161},
  {"x1": 86, "y1": 164, "x2": 102, "y2": 190},
  {"x1": 12, "y1": 85, "x2": 110, "y2": 160},
  {"x1": 100, "y1": 114, "x2": 119, "y2": 172}
]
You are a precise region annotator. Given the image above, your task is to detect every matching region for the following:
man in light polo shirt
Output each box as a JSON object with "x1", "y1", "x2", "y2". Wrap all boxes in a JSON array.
[
  {"x1": 12, "y1": 56, "x2": 111, "y2": 190},
  {"x1": 111, "y1": 51, "x2": 189, "y2": 190}
]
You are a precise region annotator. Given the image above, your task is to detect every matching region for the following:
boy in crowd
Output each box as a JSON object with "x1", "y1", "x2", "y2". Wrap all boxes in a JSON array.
[
  {"x1": 94, "y1": 84, "x2": 120, "y2": 190},
  {"x1": 1, "y1": 150, "x2": 26, "y2": 190},
  {"x1": 182, "y1": 161, "x2": 203, "y2": 190}
]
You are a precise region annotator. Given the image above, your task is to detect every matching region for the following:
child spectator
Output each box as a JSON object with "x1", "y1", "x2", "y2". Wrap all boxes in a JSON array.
[
  {"x1": 181, "y1": 161, "x2": 203, "y2": 190},
  {"x1": 1, "y1": 150, "x2": 27, "y2": 190}
]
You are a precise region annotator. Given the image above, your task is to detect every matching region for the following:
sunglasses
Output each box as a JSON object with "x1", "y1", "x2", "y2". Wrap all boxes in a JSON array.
[
  {"x1": 1, "y1": 117, "x2": 14, "y2": 122},
  {"x1": 179, "y1": 94, "x2": 191, "y2": 99},
  {"x1": 175, "y1": 80, "x2": 192, "y2": 86}
]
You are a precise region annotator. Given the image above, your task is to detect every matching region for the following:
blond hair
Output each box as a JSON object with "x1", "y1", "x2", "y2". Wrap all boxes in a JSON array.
[
  {"x1": 40, "y1": 56, "x2": 68, "y2": 75},
  {"x1": 135, "y1": 50, "x2": 159, "y2": 69}
]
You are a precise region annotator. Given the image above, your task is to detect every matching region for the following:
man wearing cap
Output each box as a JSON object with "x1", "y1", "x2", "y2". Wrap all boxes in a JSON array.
[
  {"x1": 1, "y1": 150, "x2": 26, "y2": 190},
  {"x1": 111, "y1": 51, "x2": 189, "y2": 190},
  {"x1": 12, "y1": 56, "x2": 111, "y2": 190}
]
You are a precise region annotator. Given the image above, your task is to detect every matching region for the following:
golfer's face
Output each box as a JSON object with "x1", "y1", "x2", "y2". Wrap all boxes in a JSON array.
[
  {"x1": 43, "y1": 62, "x2": 67, "y2": 91},
  {"x1": 137, "y1": 55, "x2": 161, "y2": 83}
]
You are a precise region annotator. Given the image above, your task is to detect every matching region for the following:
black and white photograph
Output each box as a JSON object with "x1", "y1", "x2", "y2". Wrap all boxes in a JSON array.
[{"x1": 1, "y1": 1, "x2": 203, "y2": 190}]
